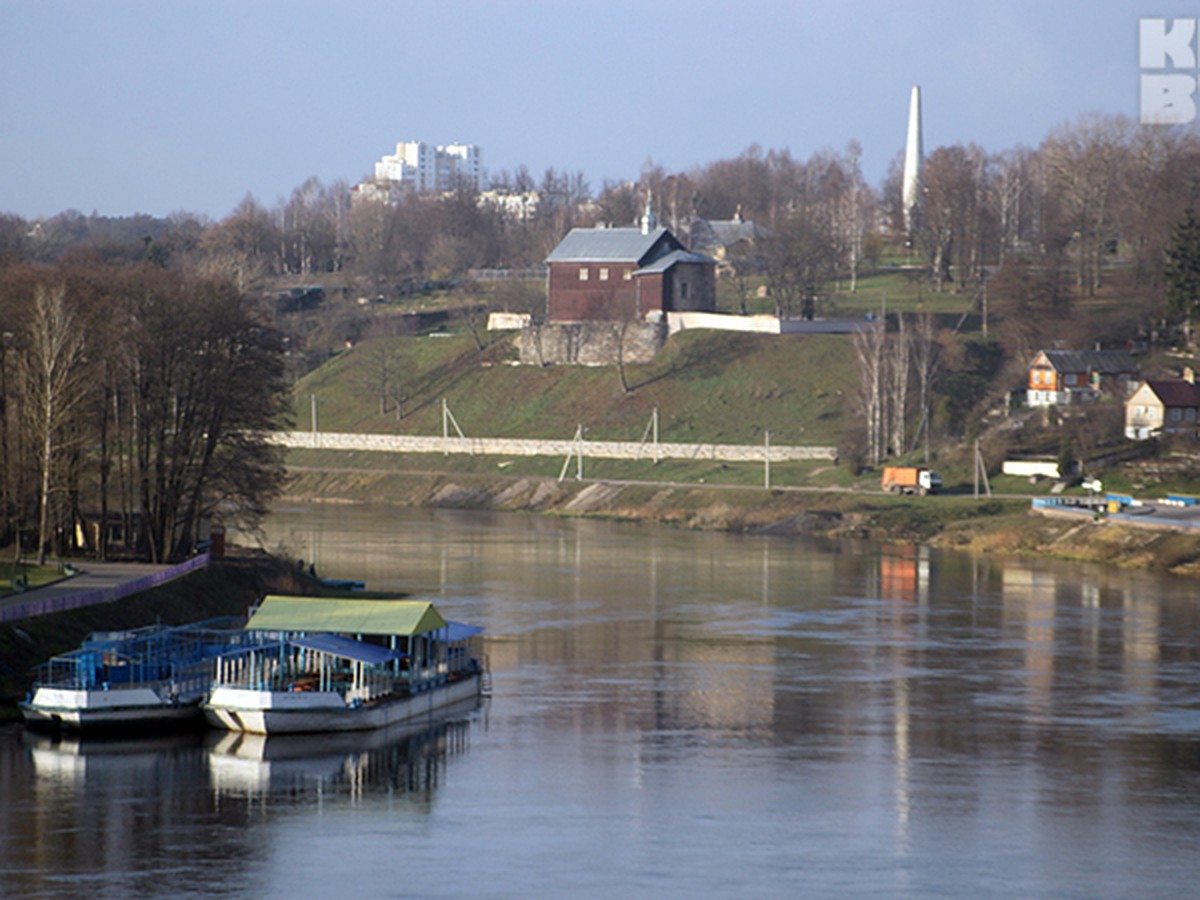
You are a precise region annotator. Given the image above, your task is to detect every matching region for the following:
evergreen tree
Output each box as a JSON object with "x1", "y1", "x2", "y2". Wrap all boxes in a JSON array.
[{"x1": 1165, "y1": 207, "x2": 1200, "y2": 345}]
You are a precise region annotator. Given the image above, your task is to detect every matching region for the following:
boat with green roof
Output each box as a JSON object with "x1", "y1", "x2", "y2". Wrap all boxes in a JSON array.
[{"x1": 202, "y1": 595, "x2": 485, "y2": 735}]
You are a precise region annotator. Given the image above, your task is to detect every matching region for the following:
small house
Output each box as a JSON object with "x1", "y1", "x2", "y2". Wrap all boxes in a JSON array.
[
  {"x1": 1026, "y1": 349, "x2": 1138, "y2": 407},
  {"x1": 544, "y1": 204, "x2": 716, "y2": 322},
  {"x1": 686, "y1": 208, "x2": 764, "y2": 265},
  {"x1": 1125, "y1": 378, "x2": 1200, "y2": 439}
]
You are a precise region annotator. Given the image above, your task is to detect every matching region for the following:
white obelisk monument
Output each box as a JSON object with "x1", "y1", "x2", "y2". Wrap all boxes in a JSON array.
[{"x1": 902, "y1": 85, "x2": 923, "y2": 243}]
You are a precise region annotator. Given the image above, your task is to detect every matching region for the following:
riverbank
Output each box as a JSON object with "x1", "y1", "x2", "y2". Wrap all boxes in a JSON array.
[{"x1": 281, "y1": 466, "x2": 1200, "y2": 578}]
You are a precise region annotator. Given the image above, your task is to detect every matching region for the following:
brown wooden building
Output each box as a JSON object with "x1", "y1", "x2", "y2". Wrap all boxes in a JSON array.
[
  {"x1": 544, "y1": 218, "x2": 716, "y2": 322},
  {"x1": 1025, "y1": 349, "x2": 1138, "y2": 407}
]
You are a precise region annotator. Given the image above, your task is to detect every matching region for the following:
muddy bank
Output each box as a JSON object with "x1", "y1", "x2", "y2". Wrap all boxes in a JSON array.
[{"x1": 281, "y1": 468, "x2": 1200, "y2": 578}]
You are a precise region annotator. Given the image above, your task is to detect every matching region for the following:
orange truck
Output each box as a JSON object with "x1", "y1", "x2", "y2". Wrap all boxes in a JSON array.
[{"x1": 881, "y1": 466, "x2": 942, "y2": 496}]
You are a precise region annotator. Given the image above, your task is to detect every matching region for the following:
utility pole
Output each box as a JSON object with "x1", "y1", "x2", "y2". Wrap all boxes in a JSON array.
[
  {"x1": 559, "y1": 424, "x2": 584, "y2": 482},
  {"x1": 764, "y1": 430, "x2": 771, "y2": 490},
  {"x1": 973, "y1": 438, "x2": 991, "y2": 499},
  {"x1": 638, "y1": 407, "x2": 661, "y2": 463},
  {"x1": 442, "y1": 398, "x2": 467, "y2": 455}
]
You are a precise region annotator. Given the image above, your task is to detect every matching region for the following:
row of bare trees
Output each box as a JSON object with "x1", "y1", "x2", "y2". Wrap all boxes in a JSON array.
[
  {"x1": 3, "y1": 115, "x2": 1197, "y2": 319},
  {"x1": 852, "y1": 314, "x2": 941, "y2": 467},
  {"x1": 0, "y1": 262, "x2": 291, "y2": 563}
]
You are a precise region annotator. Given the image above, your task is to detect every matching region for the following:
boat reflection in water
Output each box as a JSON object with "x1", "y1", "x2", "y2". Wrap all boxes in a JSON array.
[
  {"x1": 24, "y1": 728, "x2": 206, "y2": 785},
  {"x1": 19, "y1": 694, "x2": 481, "y2": 808},
  {"x1": 204, "y1": 696, "x2": 483, "y2": 802}
]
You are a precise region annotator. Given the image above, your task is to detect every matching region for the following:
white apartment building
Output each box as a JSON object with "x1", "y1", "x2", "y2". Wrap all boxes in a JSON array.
[{"x1": 372, "y1": 141, "x2": 482, "y2": 193}]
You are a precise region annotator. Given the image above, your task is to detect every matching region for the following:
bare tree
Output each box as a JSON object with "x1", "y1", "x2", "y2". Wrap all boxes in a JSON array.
[
  {"x1": 1040, "y1": 114, "x2": 1129, "y2": 297},
  {"x1": 887, "y1": 315, "x2": 910, "y2": 457},
  {"x1": 829, "y1": 141, "x2": 872, "y2": 293},
  {"x1": 910, "y1": 311, "x2": 940, "y2": 462},
  {"x1": 853, "y1": 322, "x2": 887, "y2": 465},
  {"x1": 920, "y1": 144, "x2": 995, "y2": 292},
  {"x1": 23, "y1": 284, "x2": 88, "y2": 564},
  {"x1": 760, "y1": 209, "x2": 838, "y2": 320},
  {"x1": 358, "y1": 340, "x2": 406, "y2": 417}
]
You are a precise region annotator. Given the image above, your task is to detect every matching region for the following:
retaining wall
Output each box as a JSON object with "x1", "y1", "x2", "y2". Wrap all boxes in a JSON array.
[
  {"x1": 518, "y1": 321, "x2": 667, "y2": 365},
  {"x1": 275, "y1": 431, "x2": 837, "y2": 462}
]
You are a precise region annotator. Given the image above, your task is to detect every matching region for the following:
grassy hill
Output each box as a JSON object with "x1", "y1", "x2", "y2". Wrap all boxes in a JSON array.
[{"x1": 295, "y1": 327, "x2": 859, "y2": 447}]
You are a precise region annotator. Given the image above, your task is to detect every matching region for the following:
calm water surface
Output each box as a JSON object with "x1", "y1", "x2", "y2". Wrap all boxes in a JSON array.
[{"x1": 3, "y1": 504, "x2": 1200, "y2": 898}]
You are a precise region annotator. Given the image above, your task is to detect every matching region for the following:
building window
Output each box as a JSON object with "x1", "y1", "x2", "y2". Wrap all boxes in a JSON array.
[
  {"x1": 578, "y1": 267, "x2": 589, "y2": 281},
  {"x1": 1065, "y1": 373, "x2": 1077, "y2": 386},
  {"x1": 623, "y1": 269, "x2": 632, "y2": 281},
  {"x1": 599, "y1": 267, "x2": 609, "y2": 281},
  {"x1": 680, "y1": 281, "x2": 689, "y2": 300}
]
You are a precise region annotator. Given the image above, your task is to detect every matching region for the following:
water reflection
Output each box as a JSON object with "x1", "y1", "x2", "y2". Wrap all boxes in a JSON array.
[
  {"x1": 205, "y1": 698, "x2": 480, "y2": 803},
  {"x1": 255, "y1": 506, "x2": 1200, "y2": 758},
  {"x1": 2, "y1": 506, "x2": 1199, "y2": 896},
  {"x1": 0, "y1": 702, "x2": 480, "y2": 898}
]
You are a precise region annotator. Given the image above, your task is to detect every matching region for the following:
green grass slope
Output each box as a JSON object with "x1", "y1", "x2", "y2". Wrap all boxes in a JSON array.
[{"x1": 295, "y1": 328, "x2": 857, "y2": 447}]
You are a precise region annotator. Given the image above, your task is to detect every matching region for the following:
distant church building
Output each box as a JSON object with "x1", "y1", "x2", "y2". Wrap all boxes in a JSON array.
[
  {"x1": 685, "y1": 206, "x2": 763, "y2": 266},
  {"x1": 522, "y1": 202, "x2": 717, "y2": 365},
  {"x1": 544, "y1": 201, "x2": 716, "y2": 322}
]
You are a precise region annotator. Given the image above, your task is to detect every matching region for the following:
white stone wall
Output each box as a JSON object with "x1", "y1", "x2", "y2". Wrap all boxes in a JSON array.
[
  {"x1": 665, "y1": 312, "x2": 876, "y2": 336},
  {"x1": 487, "y1": 312, "x2": 531, "y2": 331},
  {"x1": 273, "y1": 431, "x2": 837, "y2": 462},
  {"x1": 667, "y1": 312, "x2": 781, "y2": 334}
]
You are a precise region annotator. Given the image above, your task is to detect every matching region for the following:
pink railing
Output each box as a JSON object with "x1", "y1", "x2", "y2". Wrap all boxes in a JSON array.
[{"x1": 0, "y1": 553, "x2": 211, "y2": 624}]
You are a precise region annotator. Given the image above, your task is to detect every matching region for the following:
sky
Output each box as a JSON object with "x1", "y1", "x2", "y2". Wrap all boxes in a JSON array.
[{"x1": 0, "y1": 0, "x2": 1165, "y2": 221}]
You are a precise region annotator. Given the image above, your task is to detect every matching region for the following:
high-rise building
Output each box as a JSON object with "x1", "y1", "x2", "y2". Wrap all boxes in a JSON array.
[{"x1": 372, "y1": 141, "x2": 482, "y2": 193}]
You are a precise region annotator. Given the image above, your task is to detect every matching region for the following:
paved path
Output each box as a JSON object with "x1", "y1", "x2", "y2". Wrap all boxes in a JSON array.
[
  {"x1": 0, "y1": 557, "x2": 209, "y2": 623},
  {"x1": 0, "y1": 563, "x2": 168, "y2": 612}
]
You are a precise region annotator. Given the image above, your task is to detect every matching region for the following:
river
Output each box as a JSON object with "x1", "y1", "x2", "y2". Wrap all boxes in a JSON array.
[{"x1": 2, "y1": 504, "x2": 1199, "y2": 897}]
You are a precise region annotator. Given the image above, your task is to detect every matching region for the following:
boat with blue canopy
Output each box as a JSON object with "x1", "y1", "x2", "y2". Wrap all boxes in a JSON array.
[{"x1": 21, "y1": 617, "x2": 258, "y2": 731}]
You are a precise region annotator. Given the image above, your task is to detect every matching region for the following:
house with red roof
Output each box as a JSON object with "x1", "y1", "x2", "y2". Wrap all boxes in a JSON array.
[{"x1": 1124, "y1": 377, "x2": 1200, "y2": 439}]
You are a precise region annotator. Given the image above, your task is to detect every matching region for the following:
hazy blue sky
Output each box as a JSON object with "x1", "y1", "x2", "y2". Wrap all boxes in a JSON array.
[{"x1": 0, "y1": 1, "x2": 1160, "y2": 220}]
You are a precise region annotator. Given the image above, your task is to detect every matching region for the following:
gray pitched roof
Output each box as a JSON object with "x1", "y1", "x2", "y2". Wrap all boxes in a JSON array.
[
  {"x1": 690, "y1": 217, "x2": 763, "y2": 250},
  {"x1": 545, "y1": 226, "x2": 675, "y2": 264},
  {"x1": 1035, "y1": 349, "x2": 1138, "y2": 375},
  {"x1": 634, "y1": 248, "x2": 717, "y2": 274}
]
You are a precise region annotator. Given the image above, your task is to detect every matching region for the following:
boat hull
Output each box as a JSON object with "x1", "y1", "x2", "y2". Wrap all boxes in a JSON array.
[
  {"x1": 203, "y1": 674, "x2": 482, "y2": 735},
  {"x1": 20, "y1": 686, "x2": 204, "y2": 731}
]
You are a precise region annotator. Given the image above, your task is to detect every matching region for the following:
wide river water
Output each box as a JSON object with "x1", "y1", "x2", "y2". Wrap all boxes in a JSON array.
[{"x1": 3, "y1": 504, "x2": 1200, "y2": 897}]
